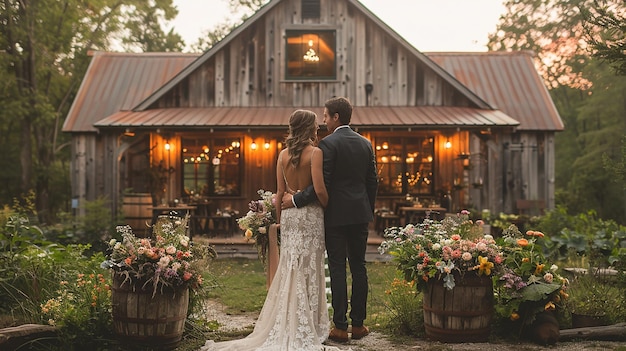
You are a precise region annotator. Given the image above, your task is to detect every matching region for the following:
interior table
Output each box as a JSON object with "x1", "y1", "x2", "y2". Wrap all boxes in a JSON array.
[{"x1": 398, "y1": 206, "x2": 446, "y2": 225}]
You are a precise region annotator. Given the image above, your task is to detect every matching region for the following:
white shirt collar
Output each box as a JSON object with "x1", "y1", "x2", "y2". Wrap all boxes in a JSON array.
[{"x1": 333, "y1": 125, "x2": 350, "y2": 133}]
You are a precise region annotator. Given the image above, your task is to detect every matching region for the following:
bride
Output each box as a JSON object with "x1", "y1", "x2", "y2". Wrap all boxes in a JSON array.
[{"x1": 201, "y1": 109, "x2": 344, "y2": 351}]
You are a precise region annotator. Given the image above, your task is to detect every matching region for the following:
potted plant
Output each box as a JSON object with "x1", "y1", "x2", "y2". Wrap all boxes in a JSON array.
[
  {"x1": 494, "y1": 225, "x2": 569, "y2": 344},
  {"x1": 566, "y1": 271, "x2": 622, "y2": 327},
  {"x1": 379, "y1": 210, "x2": 503, "y2": 342},
  {"x1": 102, "y1": 214, "x2": 205, "y2": 349},
  {"x1": 379, "y1": 211, "x2": 569, "y2": 344}
]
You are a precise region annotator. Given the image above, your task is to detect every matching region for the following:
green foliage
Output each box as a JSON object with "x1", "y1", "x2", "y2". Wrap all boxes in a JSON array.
[
  {"x1": 535, "y1": 208, "x2": 626, "y2": 268},
  {"x1": 43, "y1": 197, "x2": 116, "y2": 254},
  {"x1": 566, "y1": 272, "x2": 625, "y2": 319},
  {"x1": 39, "y1": 270, "x2": 114, "y2": 349},
  {"x1": 580, "y1": 0, "x2": 626, "y2": 75},
  {"x1": 0, "y1": 0, "x2": 184, "y2": 223},
  {"x1": 382, "y1": 277, "x2": 423, "y2": 337}
]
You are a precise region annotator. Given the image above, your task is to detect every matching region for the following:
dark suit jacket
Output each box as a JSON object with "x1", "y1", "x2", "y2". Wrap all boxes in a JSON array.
[{"x1": 293, "y1": 126, "x2": 378, "y2": 228}]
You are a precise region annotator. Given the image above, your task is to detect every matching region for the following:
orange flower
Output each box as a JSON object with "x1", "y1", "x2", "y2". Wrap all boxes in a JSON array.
[
  {"x1": 544, "y1": 301, "x2": 555, "y2": 310},
  {"x1": 522, "y1": 257, "x2": 530, "y2": 262},
  {"x1": 510, "y1": 312, "x2": 520, "y2": 321},
  {"x1": 517, "y1": 238, "x2": 529, "y2": 247},
  {"x1": 535, "y1": 263, "x2": 545, "y2": 275}
]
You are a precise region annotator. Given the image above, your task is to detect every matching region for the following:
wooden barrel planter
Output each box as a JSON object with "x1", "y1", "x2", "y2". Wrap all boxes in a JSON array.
[
  {"x1": 121, "y1": 193, "x2": 153, "y2": 237},
  {"x1": 111, "y1": 274, "x2": 189, "y2": 350},
  {"x1": 422, "y1": 273, "x2": 493, "y2": 342}
]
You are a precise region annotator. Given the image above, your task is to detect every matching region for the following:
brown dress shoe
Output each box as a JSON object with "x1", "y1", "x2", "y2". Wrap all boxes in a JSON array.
[
  {"x1": 328, "y1": 327, "x2": 349, "y2": 343},
  {"x1": 351, "y1": 325, "x2": 370, "y2": 340}
]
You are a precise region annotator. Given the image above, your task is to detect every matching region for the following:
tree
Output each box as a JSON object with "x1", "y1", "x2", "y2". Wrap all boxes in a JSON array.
[
  {"x1": 0, "y1": 0, "x2": 182, "y2": 223},
  {"x1": 190, "y1": 0, "x2": 268, "y2": 52},
  {"x1": 489, "y1": 0, "x2": 626, "y2": 223},
  {"x1": 121, "y1": 1, "x2": 185, "y2": 52},
  {"x1": 580, "y1": 0, "x2": 626, "y2": 75}
]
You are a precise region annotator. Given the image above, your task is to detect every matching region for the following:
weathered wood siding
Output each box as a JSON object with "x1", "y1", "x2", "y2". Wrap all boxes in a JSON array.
[{"x1": 155, "y1": 0, "x2": 474, "y2": 109}]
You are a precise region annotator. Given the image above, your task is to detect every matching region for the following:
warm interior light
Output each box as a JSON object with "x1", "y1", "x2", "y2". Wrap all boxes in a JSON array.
[
  {"x1": 444, "y1": 140, "x2": 452, "y2": 149},
  {"x1": 250, "y1": 141, "x2": 257, "y2": 150},
  {"x1": 202, "y1": 145, "x2": 209, "y2": 153},
  {"x1": 164, "y1": 142, "x2": 171, "y2": 151},
  {"x1": 264, "y1": 140, "x2": 271, "y2": 150}
]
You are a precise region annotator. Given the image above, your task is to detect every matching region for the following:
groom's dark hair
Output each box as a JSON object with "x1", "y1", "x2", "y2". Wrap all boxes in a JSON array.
[{"x1": 325, "y1": 97, "x2": 352, "y2": 125}]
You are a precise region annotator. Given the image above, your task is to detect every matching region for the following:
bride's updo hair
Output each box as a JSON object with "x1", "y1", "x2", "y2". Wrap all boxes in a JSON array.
[{"x1": 285, "y1": 109, "x2": 317, "y2": 168}]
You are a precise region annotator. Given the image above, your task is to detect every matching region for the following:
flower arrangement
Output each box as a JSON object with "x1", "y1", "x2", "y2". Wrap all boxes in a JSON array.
[
  {"x1": 101, "y1": 214, "x2": 203, "y2": 296},
  {"x1": 237, "y1": 189, "x2": 277, "y2": 265},
  {"x1": 379, "y1": 210, "x2": 569, "y2": 333},
  {"x1": 494, "y1": 224, "x2": 568, "y2": 327},
  {"x1": 379, "y1": 210, "x2": 504, "y2": 291}
]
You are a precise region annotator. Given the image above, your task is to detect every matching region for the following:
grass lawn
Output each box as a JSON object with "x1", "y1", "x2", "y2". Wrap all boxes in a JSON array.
[{"x1": 206, "y1": 257, "x2": 401, "y2": 331}]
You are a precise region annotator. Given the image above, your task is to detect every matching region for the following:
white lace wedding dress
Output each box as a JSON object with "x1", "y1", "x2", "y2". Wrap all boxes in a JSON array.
[{"x1": 200, "y1": 203, "x2": 346, "y2": 351}]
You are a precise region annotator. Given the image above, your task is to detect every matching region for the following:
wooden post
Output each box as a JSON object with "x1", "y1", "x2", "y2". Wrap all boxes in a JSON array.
[{"x1": 267, "y1": 224, "x2": 280, "y2": 288}]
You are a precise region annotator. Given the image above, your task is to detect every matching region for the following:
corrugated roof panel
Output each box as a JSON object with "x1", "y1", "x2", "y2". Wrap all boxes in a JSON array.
[
  {"x1": 62, "y1": 52, "x2": 200, "y2": 132},
  {"x1": 94, "y1": 107, "x2": 519, "y2": 129},
  {"x1": 426, "y1": 51, "x2": 564, "y2": 131}
]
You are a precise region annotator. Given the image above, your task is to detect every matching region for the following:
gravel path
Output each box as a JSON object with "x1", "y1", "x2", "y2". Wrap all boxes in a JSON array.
[{"x1": 202, "y1": 299, "x2": 626, "y2": 351}]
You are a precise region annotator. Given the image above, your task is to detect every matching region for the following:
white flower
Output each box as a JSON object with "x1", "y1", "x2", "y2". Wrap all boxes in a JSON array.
[
  {"x1": 109, "y1": 239, "x2": 117, "y2": 246},
  {"x1": 180, "y1": 239, "x2": 189, "y2": 247},
  {"x1": 432, "y1": 243, "x2": 441, "y2": 250},
  {"x1": 484, "y1": 234, "x2": 493, "y2": 241},
  {"x1": 462, "y1": 252, "x2": 472, "y2": 261},
  {"x1": 543, "y1": 272, "x2": 554, "y2": 283},
  {"x1": 158, "y1": 256, "x2": 170, "y2": 268},
  {"x1": 550, "y1": 264, "x2": 558, "y2": 272},
  {"x1": 258, "y1": 226, "x2": 267, "y2": 234},
  {"x1": 166, "y1": 245, "x2": 177, "y2": 255}
]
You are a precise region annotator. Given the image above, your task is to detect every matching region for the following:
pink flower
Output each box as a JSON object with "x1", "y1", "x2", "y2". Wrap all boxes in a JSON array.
[{"x1": 462, "y1": 252, "x2": 472, "y2": 261}]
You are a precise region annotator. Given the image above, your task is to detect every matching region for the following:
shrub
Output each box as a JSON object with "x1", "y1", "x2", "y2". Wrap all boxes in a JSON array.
[{"x1": 383, "y1": 278, "x2": 423, "y2": 336}]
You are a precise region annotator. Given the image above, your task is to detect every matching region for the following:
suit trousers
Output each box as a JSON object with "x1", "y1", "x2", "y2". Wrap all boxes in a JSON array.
[{"x1": 325, "y1": 222, "x2": 369, "y2": 330}]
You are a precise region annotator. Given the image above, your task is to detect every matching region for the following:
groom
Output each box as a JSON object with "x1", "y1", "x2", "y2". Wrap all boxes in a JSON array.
[{"x1": 282, "y1": 96, "x2": 378, "y2": 342}]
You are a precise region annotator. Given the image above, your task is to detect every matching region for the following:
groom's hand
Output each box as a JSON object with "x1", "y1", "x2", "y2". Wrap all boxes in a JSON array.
[{"x1": 281, "y1": 193, "x2": 295, "y2": 209}]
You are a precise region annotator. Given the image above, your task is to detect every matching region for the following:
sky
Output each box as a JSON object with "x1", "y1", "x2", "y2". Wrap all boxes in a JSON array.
[{"x1": 170, "y1": 0, "x2": 506, "y2": 52}]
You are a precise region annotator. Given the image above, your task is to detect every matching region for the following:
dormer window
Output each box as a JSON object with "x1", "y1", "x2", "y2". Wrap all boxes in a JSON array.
[{"x1": 285, "y1": 30, "x2": 336, "y2": 80}]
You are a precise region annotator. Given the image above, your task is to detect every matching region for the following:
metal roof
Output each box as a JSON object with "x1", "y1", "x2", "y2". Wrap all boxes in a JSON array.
[
  {"x1": 94, "y1": 106, "x2": 518, "y2": 130},
  {"x1": 426, "y1": 51, "x2": 564, "y2": 131},
  {"x1": 62, "y1": 52, "x2": 199, "y2": 132}
]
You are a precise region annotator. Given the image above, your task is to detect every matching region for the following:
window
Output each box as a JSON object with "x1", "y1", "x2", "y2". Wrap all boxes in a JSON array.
[
  {"x1": 375, "y1": 136, "x2": 435, "y2": 196},
  {"x1": 182, "y1": 138, "x2": 241, "y2": 197},
  {"x1": 285, "y1": 30, "x2": 336, "y2": 80},
  {"x1": 301, "y1": 0, "x2": 320, "y2": 19}
]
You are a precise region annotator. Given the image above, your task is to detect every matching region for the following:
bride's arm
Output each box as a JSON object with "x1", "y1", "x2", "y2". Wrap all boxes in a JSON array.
[
  {"x1": 275, "y1": 150, "x2": 286, "y2": 223},
  {"x1": 312, "y1": 147, "x2": 328, "y2": 207}
]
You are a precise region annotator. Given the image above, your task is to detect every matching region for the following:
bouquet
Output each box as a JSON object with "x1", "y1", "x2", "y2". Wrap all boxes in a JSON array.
[
  {"x1": 237, "y1": 189, "x2": 277, "y2": 265},
  {"x1": 101, "y1": 214, "x2": 204, "y2": 296},
  {"x1": 379, "y1": 210, "x2": 504, "y2": 291}
]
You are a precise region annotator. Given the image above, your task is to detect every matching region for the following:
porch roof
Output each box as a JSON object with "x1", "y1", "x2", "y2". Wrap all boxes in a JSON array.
[{"x1": 94, "y1": 106, "x2": 519, "y2": 130}]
